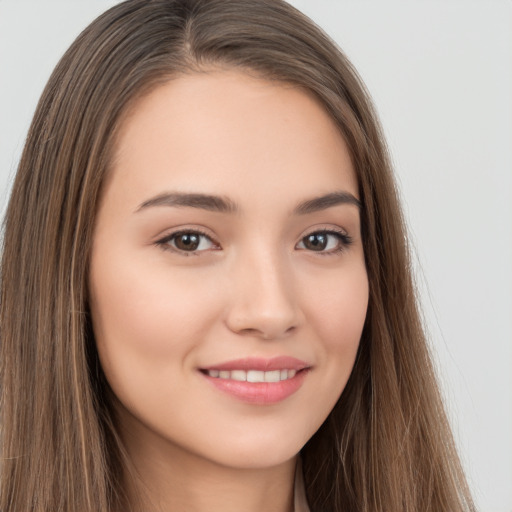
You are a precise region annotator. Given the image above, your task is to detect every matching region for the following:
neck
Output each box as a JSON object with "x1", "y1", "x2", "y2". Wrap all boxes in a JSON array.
[{"x1": 119, "y1": 422, "x2": 297, "y2": 512}]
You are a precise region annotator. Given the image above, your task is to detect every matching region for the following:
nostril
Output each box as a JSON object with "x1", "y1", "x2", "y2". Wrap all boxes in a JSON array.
[{"x1": 224, "y1": 290, "x2": 302, "y2": 340}]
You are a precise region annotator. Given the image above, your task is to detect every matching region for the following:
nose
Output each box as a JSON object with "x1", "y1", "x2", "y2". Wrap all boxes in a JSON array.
[{"x1": 225, "y1": 249, "x2": 302, "y2": 340}]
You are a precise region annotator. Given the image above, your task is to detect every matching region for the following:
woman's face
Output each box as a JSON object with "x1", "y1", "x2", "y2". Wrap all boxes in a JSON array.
[{"x1": 89, "y1": 70, "x2": 368, "y2": 471}]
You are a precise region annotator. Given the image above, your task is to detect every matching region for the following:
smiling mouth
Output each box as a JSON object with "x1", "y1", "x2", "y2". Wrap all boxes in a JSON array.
[
  {"x1": 201, "y1": 368, "x2": 301, "y2": 382},
  {"x1": 200, "y1": 367, "x2": 309, "y2": 404},
  {"x1": 198, "y1": 356, "x2": 311, "y2": 403}
]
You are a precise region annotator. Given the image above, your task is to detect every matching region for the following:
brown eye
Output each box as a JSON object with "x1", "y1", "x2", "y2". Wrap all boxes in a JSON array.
[
  {"x1": 157, "y1": 230, "x2": 217, "y2": 254},
  {"x1": 174, "y1": 233, "x2": 201, "y2": 251},
  {"x1": 296, "y1": 230, "x2": 352, "y2": 254},
  {"x1": 303, "y1": 233, "x2": 328, "y2": 251}
]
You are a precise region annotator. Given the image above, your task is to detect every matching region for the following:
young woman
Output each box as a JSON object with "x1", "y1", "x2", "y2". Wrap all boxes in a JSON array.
[{"x1": 0, "y1": 1, "x2": 476, "y2": 511}]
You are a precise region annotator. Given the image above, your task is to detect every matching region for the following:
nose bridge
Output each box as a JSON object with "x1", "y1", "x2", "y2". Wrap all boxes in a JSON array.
[{"x1": 226, "y1": 240, "x2": 300, "y2": 339}]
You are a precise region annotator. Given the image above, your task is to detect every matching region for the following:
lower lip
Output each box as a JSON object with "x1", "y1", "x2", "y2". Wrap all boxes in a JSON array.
[{"x1": 201, "y1": 370, "x2": 308, "y2": 404}]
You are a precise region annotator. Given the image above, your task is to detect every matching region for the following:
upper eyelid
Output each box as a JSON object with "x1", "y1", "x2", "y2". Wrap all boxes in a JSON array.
[
  {"x1": 305, "y1": 226, "x2": 347, "y2": 234},
  {"x1": 160, "y1": 229, "x2": 212, "y2": 240},
  {"x1": 154, "y1": 225, "x2": 352, "y2": 247},
  {"x1": 299, "y1": 225, "x2": 350, "y2": 239},
  {"x1": 296, "y1": 229, "x2": 352, "y2": 244},
  {"x1": 155, "y1": 226, "x2": 217, "y2": 243},
  {"x1": 156, "y1": 226, "x2": 348, "y2": 237}
]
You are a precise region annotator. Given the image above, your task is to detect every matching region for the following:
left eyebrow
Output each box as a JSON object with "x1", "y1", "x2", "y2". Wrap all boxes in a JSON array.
[{"x1": 293, "y1": 191, "x2": 361, "y2": 215}]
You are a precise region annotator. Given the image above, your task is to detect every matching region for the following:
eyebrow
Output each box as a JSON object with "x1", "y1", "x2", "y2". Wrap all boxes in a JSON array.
[
  {"x1": 136, "y1": 192, "x2": 238, "y2": 213},
  {"x1": 293, "y1": 191, "x2": 361, "y2": 214},
  {"x1": 135, "y1": 190, "x2": 361, "y2": 214}
]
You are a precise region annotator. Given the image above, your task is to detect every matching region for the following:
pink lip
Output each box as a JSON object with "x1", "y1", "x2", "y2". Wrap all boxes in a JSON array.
[
  {"x1": 199, "y1": 356, "x2": 311, "y2": 405},
  {"x1": 200, "y1": 356, "x2": 309, "y2": 372}
]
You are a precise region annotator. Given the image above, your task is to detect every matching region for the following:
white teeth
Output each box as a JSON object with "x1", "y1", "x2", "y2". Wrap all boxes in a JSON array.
[
  {"x1": 205, "y1": 369, "x2": 300, "y2": 382},
  {"x1": 247, "y1": 370, "x2": 264, "y2": 382},
  {"x1": 264, "y1": 370, "x2": 281, "y2": 383},
  {"x1": 230, "y1": 370, "x2": 246, "y2": 381}
]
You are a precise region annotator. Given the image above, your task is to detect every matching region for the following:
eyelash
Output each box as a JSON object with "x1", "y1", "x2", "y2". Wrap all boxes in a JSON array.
[
  {"x1": 296, "y1": 229, "x2": 353, "y2": 255},
  {"x1": 155, "y1": 228, "x2": 353, "y2": 256},
  {"x1": 155, "y1": 228, "x2": 219, "y2": 256}
]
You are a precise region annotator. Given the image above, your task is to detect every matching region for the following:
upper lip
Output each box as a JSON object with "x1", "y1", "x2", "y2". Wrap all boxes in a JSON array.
[{"x1": 200, "y1": 356, "x2": 310, "y2": 372}]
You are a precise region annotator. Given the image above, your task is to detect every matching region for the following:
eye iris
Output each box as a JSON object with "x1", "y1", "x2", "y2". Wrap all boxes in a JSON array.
[
  {"x1": 175, "y1": 233, "x2": 200, "y2": 251},
  {"x1": 304, "y1": 233, "x2": 328, "y2": 251}
]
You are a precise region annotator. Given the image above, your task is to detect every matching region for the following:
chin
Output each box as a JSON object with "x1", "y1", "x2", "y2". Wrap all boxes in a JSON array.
[
  {"x1": 194, "y1": 426, "x2": 311, "y2": 470},
  {"x1": 208, "y1": 445, "x2": 300, "y2": 471}
]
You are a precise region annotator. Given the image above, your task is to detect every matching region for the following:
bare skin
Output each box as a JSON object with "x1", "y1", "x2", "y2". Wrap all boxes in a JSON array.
[{"x1": 89, "y1": 70, "x2": 368, "y2": 511}]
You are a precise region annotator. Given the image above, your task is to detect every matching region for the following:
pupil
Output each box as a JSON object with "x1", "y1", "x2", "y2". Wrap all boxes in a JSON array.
[
  {"x1": 176, "y1": 233, "x2": 199, "y2": 251},
  {"x1": 306, "y1": 233, "x2": 327, "y2": 251}
]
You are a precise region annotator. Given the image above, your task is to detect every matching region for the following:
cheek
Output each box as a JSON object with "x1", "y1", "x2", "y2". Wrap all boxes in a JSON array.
[
  {"x1": 301, "y1": 261, "x2": 368, "y2": 401},
  {"x1": 88, "y1": 257, "x2": 227, "y2": 433},
  {"x1": 88, "y1": 253, "x2": 222, "y2": 377},
  {"x1": 306, "y1": 260, "x2": 369, "y2": 349}
]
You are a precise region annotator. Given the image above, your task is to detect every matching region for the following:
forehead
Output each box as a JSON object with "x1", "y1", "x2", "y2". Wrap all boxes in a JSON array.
[{"x1": 108, "y1": 70, "x2": 358, "y2": 211}]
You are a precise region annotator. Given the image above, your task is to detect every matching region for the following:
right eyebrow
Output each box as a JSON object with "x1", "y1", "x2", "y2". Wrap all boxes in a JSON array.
[{"x1": 135, "y1": 192, "x2": 239, "y2": 214}]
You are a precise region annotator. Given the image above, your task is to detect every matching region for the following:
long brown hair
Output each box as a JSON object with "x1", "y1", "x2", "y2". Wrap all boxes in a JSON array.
[{"x1": 0, "y1": 1, "x2": 475, "y2": 510}]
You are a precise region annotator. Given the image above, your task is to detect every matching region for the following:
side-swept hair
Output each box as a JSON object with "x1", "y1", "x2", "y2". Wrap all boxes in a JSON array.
[{"x1": 0, "y1": 1, "x2": 475, "y2": 510}]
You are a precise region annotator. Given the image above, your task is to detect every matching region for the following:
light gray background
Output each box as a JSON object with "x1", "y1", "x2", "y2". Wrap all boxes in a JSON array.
[{"x1": 1, "y1": 1, "x2": 511, "y2": 511}]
